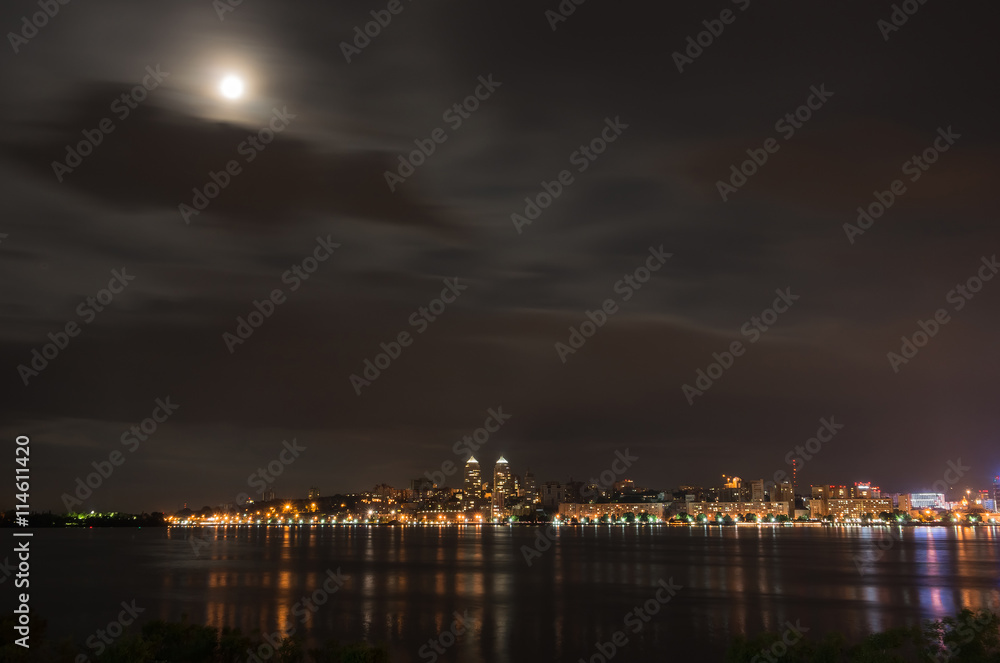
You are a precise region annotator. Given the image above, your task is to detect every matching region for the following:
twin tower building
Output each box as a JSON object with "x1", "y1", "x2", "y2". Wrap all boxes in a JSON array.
[{"x1": 464, "y1": 455, "x2": 513, "y2": 518}]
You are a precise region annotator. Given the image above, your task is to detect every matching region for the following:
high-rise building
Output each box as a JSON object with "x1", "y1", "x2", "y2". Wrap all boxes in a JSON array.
[
  {"x1": 523, "y1": 469, "x2": 538, "y2": 504},
  {"x1": 493, "y1": 456, "x2": 511, "y2": 519},
  {"x1": 993, "y1": 476, "x2": 999, "y2": 512},
  {"x1": 775, "y1": 481, "x2": 794, "y2": 503},
  {"x1": 464, "y1": 456, "x2": 483, "y2": 501},
  {"x1": 750, "y1": 479, "x2": 765, "y2": 502}
]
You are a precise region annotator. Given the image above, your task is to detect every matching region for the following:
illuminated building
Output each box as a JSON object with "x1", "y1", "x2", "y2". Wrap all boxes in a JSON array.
[
  {"x1": 464, "y1": 456, "x2": 483, "y2": 501},
  {"x1": 523, "y1": 469, "x2": 538, "y2": 504},
  {"x1": 824, "y1": 498, "x2": 893, "y2": 520},
  {"x1": 410, "y1": 478, "x2": 435, "y2": 498},
  {"x1": 852, "y1": 482, "x2": 881, "y2": 498},
  {"x1": 720, "y1": 475, "x2": 745, "y2": 502},
  {"x1": 685, "y1": 501, "x2": 793, "y2": 519},
  {"x1": 812, "y1": 485, "x2": 849, "y2": 500},
  {"x1": 493, "y1": 456, "x2": 511, "y2": 519},
  {"x1": 613, "y1": 479, "x2": 636, "y2": 496},
  {"x1": 809, "y1": 484, "x2": 892, "y2": 519},
  {"x1": 559, "y1": 502, "x2": 668, "y2": 522},
  {"x1": 909, "y1": 493, "x2": 945, "y2": 509},
  {"x1": 774, "y1": 481, "x2": 794, "y2": 503}
]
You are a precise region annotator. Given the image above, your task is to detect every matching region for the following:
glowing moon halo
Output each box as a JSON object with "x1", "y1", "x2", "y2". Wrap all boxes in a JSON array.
[{"x1": 219, "y1": 75, "x2": 245, "y2": 100}]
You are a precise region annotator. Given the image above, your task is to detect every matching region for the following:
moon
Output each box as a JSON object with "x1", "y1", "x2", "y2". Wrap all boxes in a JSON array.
[{"x1": 219, "y1": 75, "x2": 245, "y2": 100}]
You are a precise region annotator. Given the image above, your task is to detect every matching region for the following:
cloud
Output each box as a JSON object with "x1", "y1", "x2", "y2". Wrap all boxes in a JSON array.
[{"x1": 3, "y1": 83, "x2": 461, "y2": 236}]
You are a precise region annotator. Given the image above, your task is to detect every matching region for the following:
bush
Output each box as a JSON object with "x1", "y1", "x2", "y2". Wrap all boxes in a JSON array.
[{"x1": 725, "y1": 611, "x2": 1000, "y2": 663}]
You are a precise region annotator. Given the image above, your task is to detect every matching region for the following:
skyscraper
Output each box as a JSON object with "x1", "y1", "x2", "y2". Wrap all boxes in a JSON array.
[
  {"x1": 464, "y1": 456, "x2": 482, "y2": 502},
  {"x1": 493, "y1": 456, "x2": 511, "y2": 519},
  {"x1": 523, "y1": 469, "x2": 538, "y2": 504}
]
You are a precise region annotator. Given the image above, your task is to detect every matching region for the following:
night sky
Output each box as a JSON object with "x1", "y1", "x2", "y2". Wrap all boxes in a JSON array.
[{"x1": 2, "y1": 0, "x2": 999, "y2": 513}]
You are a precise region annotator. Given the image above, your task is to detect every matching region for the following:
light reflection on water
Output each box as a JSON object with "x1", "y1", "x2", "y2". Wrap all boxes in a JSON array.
[{"x1": 31, "y1": 525, "x2": 1000, "y2": 662}]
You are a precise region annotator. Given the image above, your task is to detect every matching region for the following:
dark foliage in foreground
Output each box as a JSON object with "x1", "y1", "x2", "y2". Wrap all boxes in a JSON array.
[
  {"x1": 0, "y1": 614, "x2": 390, "y2": 663},
  {"x1": 3, "y1": 609, "x2": 995, "y2": 662},
  {"x1": 726, "y1": 609, "x2": 1000, "y2": 662}
]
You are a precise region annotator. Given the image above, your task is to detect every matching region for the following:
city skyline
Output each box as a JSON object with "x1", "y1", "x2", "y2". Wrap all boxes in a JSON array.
[
  {"x1": 152, "y1": 452, "x2": 1000, "y2": 517},
  {"x1": 4, "y1": 2, "x2": 1000, "y2": 516}
]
